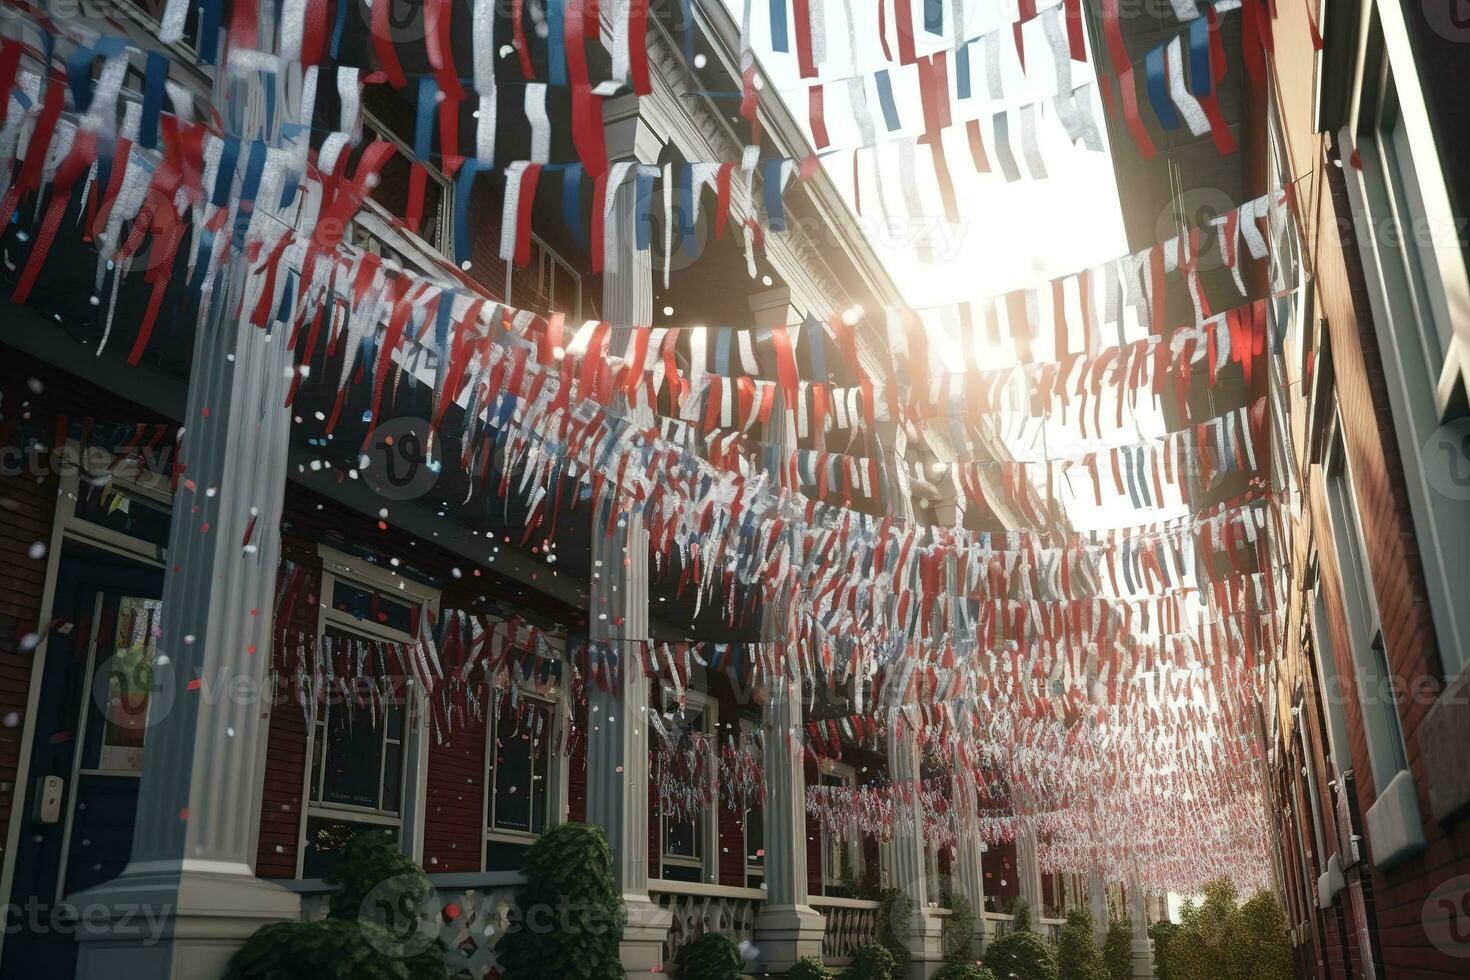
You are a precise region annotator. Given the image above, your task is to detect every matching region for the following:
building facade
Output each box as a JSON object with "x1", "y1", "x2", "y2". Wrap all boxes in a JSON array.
[
  {"x1": 1261, "y1": 1, "x2": 1470, "y2": 977},
  {"x1": 0, "y1": 2, "x2": 1132, "y2": 979}
]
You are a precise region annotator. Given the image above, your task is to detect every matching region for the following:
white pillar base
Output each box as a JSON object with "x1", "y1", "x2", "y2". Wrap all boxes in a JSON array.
[
  {"x1": 905, "y1": 909, "x2": 947, "y2": 980},
  {"x1": 1131, "y1": 935, "x2": 1155, "y2": 978},
  {"x1": 620, "y1": 895, "x2": 673, "y2": 980},
  {"x1": 71, "y1": 866, "x2": 300, "y2": 980},
  {"x1": 753, "y1": 902, "x2": 826, "y2": 972}
]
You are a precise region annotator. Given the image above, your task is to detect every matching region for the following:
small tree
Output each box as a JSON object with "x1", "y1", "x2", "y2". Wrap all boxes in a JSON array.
[
  {"x1": 496, "y1": 823, "x2": 626, "y2": 980},
  {"x1": 1230, "y1": 891, "x2": 1292, "y2": 980},
  {"x1": 1160, "y1": 877, "x2": 1291, "y2": 980},
  {"x1": 982, "y1": 929, "x2": 1059, "y2": 980},
  {"x1": 1009, "y1": 898, "x2": 1034, "y2": 933},
  {"x1": 874, "y1": 888, "x2": 913, "y2": 964},
  {"x1": 1055, "y1": 908, "x2": 1108, "y2": 980},
  {"x1": 1147, "y1": 920, "x2": 1177, "y2": 980},
  {"x1": 932, "y1": 963, "x2": 998, "y2": 980},
  {"x1": 1101, "y1": 919, "x2": 1131, "y2": 980}
]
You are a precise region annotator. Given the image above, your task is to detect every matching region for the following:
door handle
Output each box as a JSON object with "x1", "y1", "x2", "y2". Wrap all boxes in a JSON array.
[{"x1": 32, "y1": 774, "x2": 63, "y2": 825}]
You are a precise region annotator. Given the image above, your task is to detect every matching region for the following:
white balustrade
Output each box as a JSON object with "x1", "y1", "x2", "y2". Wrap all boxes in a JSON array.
[
  {"x1": 648, "y1": 881, "x2": 766, "y2": 970},
  {"x1": 809, "y1": 896, "x2": 882, "y2": 965}
]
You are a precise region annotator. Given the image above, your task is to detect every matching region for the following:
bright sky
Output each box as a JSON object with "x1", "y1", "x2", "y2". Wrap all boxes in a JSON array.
[
  {"x1": 726, "y1": 0, "x2": 1187, "y2": 540},
  {"x1": 724, "y1": 0, "x2": 1129, "y2": 305}
]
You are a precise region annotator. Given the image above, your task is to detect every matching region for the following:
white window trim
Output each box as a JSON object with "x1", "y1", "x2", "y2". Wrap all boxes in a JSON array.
[
  {"x1": 482, "y1": 679, "x2": 568, "y2": 864},
  {"x1": 737, "y1": 717, "x2": 764, "y2": 885},
  {"x1": 0, "y1": 443, "x2": 173, "y2": 950},
  {"x1": 295, "y1": 547, "x2": 439, "y2": 875},
  {"x1": 656, "y1": 689, "x2": 718, "y2": 881},
  {"x1": 1306, "y1": 575, "x2": 1353, "y2": 782},
  {"x1": 1337, "y1": 8, "x2": 1470, "y2": 678},
  {"x1": 817, "y1": 759, "x2": 859, "y2": 891},
  {"x1": 1321, "y1": 422, "x2": 1409, "y2": 797}
]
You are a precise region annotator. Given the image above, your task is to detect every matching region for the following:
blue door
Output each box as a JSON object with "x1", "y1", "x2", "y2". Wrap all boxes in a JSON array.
[{"x1": 2, "y1": 542, "x2": 164, "y2": 979}]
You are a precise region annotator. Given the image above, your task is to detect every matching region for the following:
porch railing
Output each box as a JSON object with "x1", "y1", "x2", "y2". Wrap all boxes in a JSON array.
[
  {"x1": 1038, "y1": 916, "x2": 1066, "y2": 944},
  {"x1": 287, "y1": 870, "x2": 525, "y2": 979},
  {"x1": 809, "y1": 895, "x2": 882, "y2": 966},
  {"x1": 647, "y1": 880, "x2": 765, "y2": 971}
]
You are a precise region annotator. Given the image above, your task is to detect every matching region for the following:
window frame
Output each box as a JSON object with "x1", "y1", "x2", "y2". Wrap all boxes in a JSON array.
[
  {"x1": 296, "y1": 547, "x2": 438, "y2": 876},
  {"x1": 482, "y1": 684, "x2": 565, "y2": 862},
  {"x1": 1321, "y1": 423, "x2": 1409, "y2": 797},
  {"x1": 737, "y1": 717, "x2": 765, "y2": 888},
  {"x1": 817, "y1": 759, "x2": 859, "y2": 893},
  {"x1": 655, "y1": 689, "x2": 718, "y2": 881},
  {"x1": 1337, "y1": 7, "x2": 1470, "y2": 679}
]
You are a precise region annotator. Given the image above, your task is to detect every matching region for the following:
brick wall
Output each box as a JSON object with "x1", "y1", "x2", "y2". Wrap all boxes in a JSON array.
[
  {"x1": 0, "y1": 346, "x2": 174, "y2": 888},
  {"x1": 1267, "y1": 1, "x2": 1470, "y2": 975}
]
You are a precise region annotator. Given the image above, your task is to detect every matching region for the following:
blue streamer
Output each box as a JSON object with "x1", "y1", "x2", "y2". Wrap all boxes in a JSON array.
[
  {"x1": 562, "y1": 164, "x2": 585, "y2": 249},
  {"x1": 924, "y1": 0, "x2": 943, "y2": 35},
  {"x1": 956, "y1": 42, "x2": 971, "y2": 100},
  {"x1": 211, "y1": 137, "x2": 242, "y2": 208},
  {"x1": 1144, "y1": 46, "x2": 1180, "y2": 130},
  {"x1": 875, "y1": 71, "x2": 901, "y2": 131},
  {"x1": 805, "y1": 316, "x2": 828, "y2": 382},
  {"x1": 140, "y1": 51, "x2": 168, "y2": 150},
  {"x1": 1188, "y1": 18, "x2": 1212, "y2": 97},
  {"x1": 66, "y1": 44, "x2": 96, "y2": 113},
  {"x1": 453, "y1": 161, "x2": 485, "y2": 267},
  {"x1": 714, "y1": 327, "x2": 732, "y2": 376},
  {"x1": 198, "y1": 0, "x2": 221, "y2": 64},
  {"x1": 762, "y1": 159, "x2": 786, "y2": 233},
  {"x1": 330, "y1": 0, "x2": 349, "y2": 60},
  {"x1": 414, "y1": 77, "x2": 436, "y2": 161},
  {"x1": 635, "y1": 169, "x2": 656, "y2": 251},
  {"x1": 769, "y1": 0, "x2": 789, "y2": 51},
  {"x1": 234, "y1": 141, "x2": 267, "y2": 248},
  {"x1": 547, "y1": 0, "x2": 567, "y2": 87},
  {"x1": 678, "y1": 161, "x2": 696, "y2": 257}
]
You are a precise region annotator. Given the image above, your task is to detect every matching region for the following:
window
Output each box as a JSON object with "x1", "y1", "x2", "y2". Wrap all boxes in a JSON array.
[
  {"x1": 1307, "y1": 584, "x2": 1353, "y2": 779},
  {"x1": 818, "y1": 762, "x2": 858, "y2": 893},
  {"x1": 1322, "y1": 431, "x2": 1408, "y2": 795},
  {"x1": 1339, "y1": 12, "x2": 1470, "y2": 679},
  {"x1": 657, "y1": 692, "x2": 714, "y2": 883},
  {"x1": 300, "y1": 550, "x2": 436, "y2": 878},
  {"x1": 737, "y1": 719, "x2": 764, "y2": 888},
  {"x1": 484, "y1": 695, "x2": 558, "y2": 871}
]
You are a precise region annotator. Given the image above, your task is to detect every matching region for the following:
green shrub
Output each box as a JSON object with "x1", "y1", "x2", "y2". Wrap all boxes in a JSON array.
[
  {"x1": 224, "y1": 830, "x2": 449, "y2": 980},
  {"x1": 676, "y1": 931, "x2": 745, "y2": 980},
  {"x1": 942, "y1": 888, "x2": 976, "y2": 961},
  {"x1": 1101, "y1": 919, "x2": 1131, "y2": 980},
  {"x1": 224, "y1": 918, "x2": 451, "y2": 980},
  {"x1": 874, "y1": 888, "x2": 912, "y2": 963},
  {"x1": 1230, "y1": 890, "x2": 1292, "y2": 980},
  {"x1": 1147, "y1": 921, "x2": 1177, "y2": 980},
  {"x1": 1008, "y1": 899, "x2": 1033, "y2": 934},
  {"x1": 983, "y1": 929, "x2": 1058, "y2": 980},
  {"x1": 786, "y1": 956, "x2": 835, "y2": 980},
  {"x1": 497, "y1": 823, "x2": 626, "y2": 980},
  {"x1": 1055, "y1": 909, "x2": 1107, "y2": 980},
  {"x1": 932, "y1": 962, "x2": 997, "y2": 980},
  {"x1": 1160, "y1": 877, "x2": 1289, "y2": 980},
  {"x1": 844, "y1": 941, "x2": 902, "y2": 980}
]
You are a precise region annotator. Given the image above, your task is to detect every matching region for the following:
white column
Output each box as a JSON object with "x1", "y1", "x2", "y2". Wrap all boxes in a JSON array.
[
  {"x1": 1015, "y1": 817, "x2": 1046, "y2": 918},
  {"x1": 582, "y1": 95, "x2": 669, "y2": 980},
  {"x1": 749, "y1": 286, "x2": 826, "y2": 970},
  {"x1": 1128, "y1": 877, "x2": 1154, "y2": 979},
  {"x1": 752, "y1": 668, "x2": 826, "y2": 970},
  {"x1": 949, "y1": 769, "x2": 988, "y2": 957},
  {"x1": 72, "y1": 20, "x2": 301, "y2": 979},
  {"x1": 1089, "y1": 873, "x2": 1110, "y2": 944},
  {"x1": 888, "y1": 719, "x2": 944, "y2": 978}
]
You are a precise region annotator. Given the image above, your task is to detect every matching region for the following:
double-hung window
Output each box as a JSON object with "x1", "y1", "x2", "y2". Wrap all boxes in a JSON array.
[
  {"x1": 818, "y1": 761, "x2": 859, "y2": 895},
  {"x1": 300, "y1": 550, "x2": 436, "y2": 878},
  {"x1": 657, "y1": 691, "x2": 715, "y2": 883},
  {"x1": 484, "y1": 693, "x2": 559, "y2": 871}
]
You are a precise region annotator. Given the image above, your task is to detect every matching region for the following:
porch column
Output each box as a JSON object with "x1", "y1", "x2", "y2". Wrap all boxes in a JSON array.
[
  {"x1": 1015, "y1": 817, "x2": 1045, "y2": 918},
  {"x1": 949, "y1": 769, "x2": 988, "y2": 957},
  {"x1": 749, "y1": 285, "x2": 826, "y2": 970},
  {"x1": 1089, "y1": 873, "x2": 1110, "y2": 944},
  {"x1": 889, "y1": 718, "x2": 944, "y2": 978},
  {"x1": 72, "y1": 29, "x2": 302, "y2": 979},
  {"x1": 1128, "y1": 877, "x2": 1154, "y2": 979},
  {"x1": 583, "y1": 95, "x2": 670, "y2": 980}
]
